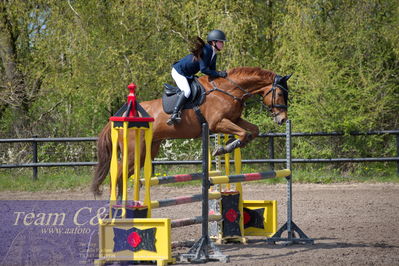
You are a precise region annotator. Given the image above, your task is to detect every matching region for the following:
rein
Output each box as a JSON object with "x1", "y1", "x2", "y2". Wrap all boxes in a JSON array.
[{"x1": 207, "y1": 77, "x2": 252, "y2": 104}]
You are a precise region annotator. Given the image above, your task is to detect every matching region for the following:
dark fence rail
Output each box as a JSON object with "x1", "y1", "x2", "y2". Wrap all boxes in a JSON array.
[{"x1": 1, "y1": 130, "x2": 399, "y2": 179}]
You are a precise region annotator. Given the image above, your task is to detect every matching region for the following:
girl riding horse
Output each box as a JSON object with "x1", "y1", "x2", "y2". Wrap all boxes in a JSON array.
[
  {"x1": 91, "y1": 66, "x2": 291, "y2": 197},
  {"x1": 168, "y1": 30, "x2": 228, "y2": 125}
]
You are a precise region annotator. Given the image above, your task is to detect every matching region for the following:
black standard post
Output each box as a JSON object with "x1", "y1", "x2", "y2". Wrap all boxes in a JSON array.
[
  {"x1": 396, "y1": 134, "x2": 399, "y2": 176},
  {"x1": 32, "y1": 138, "x2": 38, "y2": 180},
  {"x1": 286, "y1": 121, "x2": 293, "y2": 239},
  {"x1": 179, "y1": 123, "x2": 228, "y2": 263},
  {"x1": 267, "y1": 120, "x2": 314, "y2": 245},
  {"x1": 201, "y1": 122, "x2": 210, "y2": 257},
  {"x1": 269, "y1": 136, "x2": 275, "y2": 170}
]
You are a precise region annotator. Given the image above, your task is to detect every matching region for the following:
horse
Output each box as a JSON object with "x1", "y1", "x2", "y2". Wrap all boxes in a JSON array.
[{"x1": 91, "y1": 67, "x2": 291, "y2": 196}]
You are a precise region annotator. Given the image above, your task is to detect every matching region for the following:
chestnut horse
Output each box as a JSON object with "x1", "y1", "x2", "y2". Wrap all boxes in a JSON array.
[{"x1": 91, "y1": 67, "x2": 291, "y2": 196}]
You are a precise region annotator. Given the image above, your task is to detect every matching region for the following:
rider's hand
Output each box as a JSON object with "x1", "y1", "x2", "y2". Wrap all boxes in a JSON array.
[{"x1": 217, "y1": 71, "x2": 227, "y2": 78}]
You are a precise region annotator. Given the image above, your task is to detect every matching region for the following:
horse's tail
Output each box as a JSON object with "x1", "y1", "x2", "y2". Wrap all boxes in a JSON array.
[{"x1": 91, "y1": 122, "x2": 112, "y2": 197}]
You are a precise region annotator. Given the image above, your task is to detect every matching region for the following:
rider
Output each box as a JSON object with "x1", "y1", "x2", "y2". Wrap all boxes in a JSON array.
[{"x1": 167, "y1": 29, "x2": 228, "y2": 126}]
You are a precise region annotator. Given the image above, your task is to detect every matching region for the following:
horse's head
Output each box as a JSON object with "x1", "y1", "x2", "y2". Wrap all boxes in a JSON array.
[
  {"x1": 206, "y1": 67, "x2": 291, "y2": 125},
  {"x1": 261, "y1": 74, "x2": 291, "y2": 125}
]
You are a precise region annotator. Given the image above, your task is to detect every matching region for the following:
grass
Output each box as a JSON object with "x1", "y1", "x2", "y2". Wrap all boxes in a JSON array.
[
  {"x1": 0, "y1": 167, "x2": 94, "y2": 192},
  {"x1": 0, "y1": 163, "x2": 398, "y2": 192}
]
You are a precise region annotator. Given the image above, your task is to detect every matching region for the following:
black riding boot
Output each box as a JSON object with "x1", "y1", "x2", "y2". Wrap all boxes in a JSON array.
[{"x1": 167, "y1": 92, "x2": 187, "y2": 126}]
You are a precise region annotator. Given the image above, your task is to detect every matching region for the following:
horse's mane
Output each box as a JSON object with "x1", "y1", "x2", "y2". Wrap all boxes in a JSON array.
[{"x1": 228, "y1": 67, "x2": 275, "y2": 80}]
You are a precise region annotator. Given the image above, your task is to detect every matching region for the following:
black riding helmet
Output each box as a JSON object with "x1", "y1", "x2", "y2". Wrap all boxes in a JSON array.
[{"x1": 207, "y1": 30, "x2": 227, "y2": 42}]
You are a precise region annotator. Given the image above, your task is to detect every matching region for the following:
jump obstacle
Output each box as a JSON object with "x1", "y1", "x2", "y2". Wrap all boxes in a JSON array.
[
  {"x1": 208, "y1": 135, "x2": 278, "y2": 244},
  {"x1": 95, "y1": 84, "x2": 312, "y2": 266}
]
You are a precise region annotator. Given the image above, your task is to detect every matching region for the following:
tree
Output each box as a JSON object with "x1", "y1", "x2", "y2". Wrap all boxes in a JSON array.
[
  {"x1": 0, "y1": 1, "x2": 45, "y2": 137},
  {"x1": 1, "y1": 0, "x2": 398, "y2": 168}
]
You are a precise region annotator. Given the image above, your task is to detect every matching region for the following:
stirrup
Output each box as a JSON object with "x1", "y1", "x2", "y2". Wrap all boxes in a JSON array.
[{"x1": 167, "y1": 113, "x2": 181, "y2": 126}]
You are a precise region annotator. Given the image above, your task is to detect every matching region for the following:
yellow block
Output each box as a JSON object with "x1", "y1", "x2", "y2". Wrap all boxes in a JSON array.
[
  {"x1": 276, "y1": 169, "x2": 291, "y2": 178},
  {"x1": 243, "y1": 200, "x2": 277, "y2": 237},
  {"x1": 97, "y1": 218, "x2": 172, "y2": 266},
  {"x1": 209, "y1": 170, "x2": 222, "y2": 177},
  {"x1": 209, "y1": 175, "x2": 229, "y2": 185}
]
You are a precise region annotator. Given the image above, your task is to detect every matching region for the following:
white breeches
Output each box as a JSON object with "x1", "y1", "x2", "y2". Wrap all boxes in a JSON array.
[{"x1": 171, "y1": 68, "x2": 191, "y2": 98}]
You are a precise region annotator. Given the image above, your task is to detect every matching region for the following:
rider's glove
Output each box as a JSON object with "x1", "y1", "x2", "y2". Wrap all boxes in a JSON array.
[{"x1": 217, "y1": 71, "x2": 228, "y2": 78}]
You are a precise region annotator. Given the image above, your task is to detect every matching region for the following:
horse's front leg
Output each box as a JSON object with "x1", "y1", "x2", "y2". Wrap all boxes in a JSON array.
[
  {"x1": 210, "y1": 118, "x2": 249, "y2": 156},
  {"x1": 236, "y1": 118, "x2": 259, "y2": 145}
]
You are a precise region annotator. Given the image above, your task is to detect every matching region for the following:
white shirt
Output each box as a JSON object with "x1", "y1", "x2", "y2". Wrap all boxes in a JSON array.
[{"x1": 211, "y1": 46, "x2": 217, "y2": 61}]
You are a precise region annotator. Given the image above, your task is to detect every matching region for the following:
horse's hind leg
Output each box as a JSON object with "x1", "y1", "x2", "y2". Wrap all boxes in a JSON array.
[
  {"x1": 151, "y1": 140, "x2": 162, "y2": 159},
  {"x1": 115, "y1": 131, "x2": 139, "y2": 201},
  {"x1": 116, "y1": 162, "x2": 134, "y2": 201},
  {"x1": 116, "y1": 162, "x2": 123, "y2": 200},
  {"x1": 115, "y1": 136, "x2": 162, "y2": 200}
]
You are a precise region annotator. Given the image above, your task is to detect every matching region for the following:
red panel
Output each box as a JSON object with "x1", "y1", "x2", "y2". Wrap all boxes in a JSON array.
[
  {"x1": 244, "y1": 173, "x2": 262, "y2": 181},
  {"x1": 109, "y1": 116, "x2": 154, "y2": 122},
  {"x1": 174, "y1": 174, "x2": 193, "y2": 182}
]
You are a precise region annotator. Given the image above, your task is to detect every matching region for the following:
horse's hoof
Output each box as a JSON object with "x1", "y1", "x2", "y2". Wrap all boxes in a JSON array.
[
  {"x1": 212, "y1": 146, "x2": 226, "y2": 156},
  {"x1": 225, "y1": 137, "x2": 236, "y2": 145}
]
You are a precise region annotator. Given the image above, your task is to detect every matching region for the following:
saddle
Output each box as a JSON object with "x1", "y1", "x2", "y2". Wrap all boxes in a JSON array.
[{"x1": 162, "y1": 77, "x2": 206, "y2": 114}]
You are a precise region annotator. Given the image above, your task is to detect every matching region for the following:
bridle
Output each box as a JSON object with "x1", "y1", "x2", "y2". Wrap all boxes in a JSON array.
[
  {"x1": 207, "y1": 75, "x2": 288, "y2": 117},
  {"x1": 261, "y1": 75, "x2": 289, "y2": 117}
]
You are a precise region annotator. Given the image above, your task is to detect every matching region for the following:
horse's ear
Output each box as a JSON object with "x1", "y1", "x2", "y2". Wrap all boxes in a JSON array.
[{"x1": 284, "y1": 73, "x2": 293, "y2": 81}]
